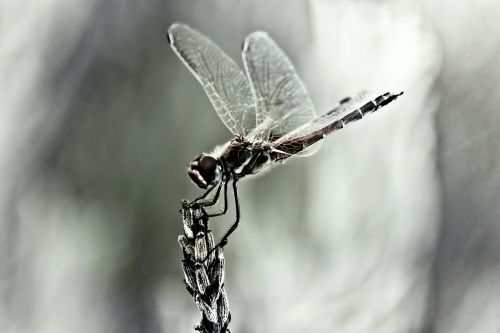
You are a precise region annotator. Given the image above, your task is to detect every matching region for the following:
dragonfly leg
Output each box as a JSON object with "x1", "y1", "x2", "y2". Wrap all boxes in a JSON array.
[
  {"x1": 190, "y1": 185, "x2": 214, "y2": 203},
  {"x1": 190, "y1": 182, "x2": 221, "y2": 208},
  {"x1": 202, "y1": 180, "x2": 240, "y2": 262},
  {"x1": 207, "y1": 181, "x2": 228, "y2": 217},
  {"x1": 216, "y1": 180, "x2": 240, "y2": 248}
]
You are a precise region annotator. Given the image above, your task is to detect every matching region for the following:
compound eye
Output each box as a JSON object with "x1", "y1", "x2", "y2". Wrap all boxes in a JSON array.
[
  {"x1": 198, "y1": 155, "x2": 218, "y2": 183},
  {"x1": 187, "y1": 154, "x2": 220, "y2": 189}
]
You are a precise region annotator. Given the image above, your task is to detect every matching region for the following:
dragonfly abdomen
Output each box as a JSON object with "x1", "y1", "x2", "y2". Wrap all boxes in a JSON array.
[
  {"x1": 338, "y1": 91, "x2": 403, "y2": 129},
  {"x1": 271, "y1": 92, "x2": 403, "y2": 160}
]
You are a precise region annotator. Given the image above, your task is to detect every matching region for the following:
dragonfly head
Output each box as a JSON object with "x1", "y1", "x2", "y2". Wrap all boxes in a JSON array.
[{"x1": 188, "y1": 153, "x2": 222, "y2": 189}]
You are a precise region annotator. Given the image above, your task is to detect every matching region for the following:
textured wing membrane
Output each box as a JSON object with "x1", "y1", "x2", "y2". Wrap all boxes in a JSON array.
[
  {"x1": 168, "y1": 23, "x2": 255, "y2": 136},
  {"x1": 272, "y1": 92, "x2": 372, "y2": 156},
  {"x1": 242, "y1": 32, "x2": 317, "y2": 142}
]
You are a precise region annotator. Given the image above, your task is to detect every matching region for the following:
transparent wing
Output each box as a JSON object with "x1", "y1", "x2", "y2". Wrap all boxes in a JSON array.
[
  {"x1": 168, "y1": 23, "x2": 255, "y2": 136},
  {"x1": 242, "y1": 32, "x2": 317, "y2": 142},
  {"x1": 272, "y1": 92, "x2": 371, "y2": 156}
]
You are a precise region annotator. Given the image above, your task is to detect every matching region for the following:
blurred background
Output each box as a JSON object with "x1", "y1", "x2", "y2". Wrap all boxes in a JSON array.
[{"x1": 1, "y1": 0, "x2": 500, "y2": 332}]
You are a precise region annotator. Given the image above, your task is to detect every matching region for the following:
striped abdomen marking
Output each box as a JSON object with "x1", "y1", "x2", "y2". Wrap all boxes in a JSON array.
[
  {"x1": 272, "y1": 91, "x2": 403, "y2": 159},
  {"x1": 339, "y1": 91, "x2": 403, "y2": 128}
]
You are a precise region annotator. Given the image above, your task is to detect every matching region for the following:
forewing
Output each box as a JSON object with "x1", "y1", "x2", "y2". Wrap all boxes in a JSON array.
[
  {"x1": 272, "y1": 92, "x2": 371, "y2": 156},
  {"x1": 242, "y1": 32, "x2": 317, "y2": 142},
  {"x1": 168, "y1": 23, "x2": 255, "y2": 136}
]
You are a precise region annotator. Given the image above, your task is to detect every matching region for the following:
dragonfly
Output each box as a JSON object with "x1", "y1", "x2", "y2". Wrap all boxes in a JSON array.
[{"x1": 168, "y1": 23, "x2": 403, "y2": 250}]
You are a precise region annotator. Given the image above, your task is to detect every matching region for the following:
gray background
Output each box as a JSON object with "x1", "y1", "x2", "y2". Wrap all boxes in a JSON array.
[{"x1": 1, "y1": 0, "x2": 499, "y2": 332}]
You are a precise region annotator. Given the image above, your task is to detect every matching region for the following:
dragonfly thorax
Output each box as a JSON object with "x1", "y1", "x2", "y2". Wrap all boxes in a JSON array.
[
  {"x1": 187, "y1": 153, "x2": 222, "y2": 189},
  {"x1": 220, "y1": 139, "x2": 272, "y2": 179}
]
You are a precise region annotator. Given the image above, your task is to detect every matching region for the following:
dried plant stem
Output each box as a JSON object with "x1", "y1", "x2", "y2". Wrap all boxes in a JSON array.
[{"x1": 179, "y1": 200, "x2": 231, "y2": 333}]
